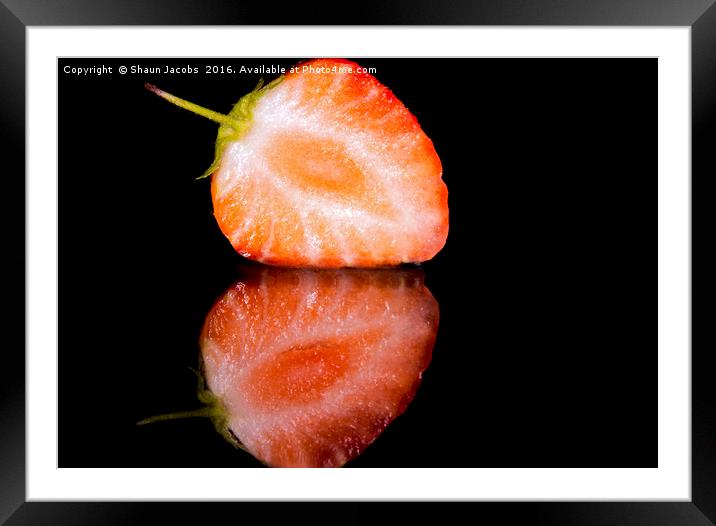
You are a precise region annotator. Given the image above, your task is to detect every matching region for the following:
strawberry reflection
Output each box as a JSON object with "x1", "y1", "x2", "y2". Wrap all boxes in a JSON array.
[{"x1": 200, "y1": 265, "x2": 439, "y2": 468}]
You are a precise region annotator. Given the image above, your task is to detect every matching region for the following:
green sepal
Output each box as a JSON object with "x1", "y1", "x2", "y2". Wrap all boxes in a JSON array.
[
  {"x1": 197, "y1": 77, "x2": 284, "y2": 180},
  {"x1": 136, "y1": 364, "x2": 248, "y2": 454},
  {"x1": 189, "y1": 366, "x2": 248, "y2": 452}
]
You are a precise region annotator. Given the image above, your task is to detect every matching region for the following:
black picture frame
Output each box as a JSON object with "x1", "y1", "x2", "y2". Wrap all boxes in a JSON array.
[{"x1": 2, "y1": 1, "x2": 712, "y2": 523}]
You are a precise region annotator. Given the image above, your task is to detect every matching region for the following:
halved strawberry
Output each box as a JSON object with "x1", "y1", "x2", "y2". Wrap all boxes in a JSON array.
[
  {"x1": 199, "y1": 265, "x2": 439, "y2": 467},
  {"x1": 147, "y1": 58, "x2": 448, "y2": 268}
]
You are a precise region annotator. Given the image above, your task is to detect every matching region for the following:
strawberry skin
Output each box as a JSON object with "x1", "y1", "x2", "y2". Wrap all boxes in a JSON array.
[
  {"x1": 149, "y1": 58, "x2": 448, "y2": 268},
  {"x1": 199, "y1": 266, "x2": 439, "y2": 467}
]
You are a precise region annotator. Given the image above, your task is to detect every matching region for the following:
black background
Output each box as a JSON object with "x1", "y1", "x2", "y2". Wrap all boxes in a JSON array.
[{"x1": 58, "y1": 58, "x2": 655, "y2": 468}]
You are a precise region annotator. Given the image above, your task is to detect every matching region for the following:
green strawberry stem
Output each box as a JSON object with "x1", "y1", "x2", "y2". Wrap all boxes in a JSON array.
[
  {"x1": 145, "y1": 78, "x2": 283, "y2": 179},
  {"x1": 144, "y1": 83, "x2": 239, "y2": 128},
  {"x1": 136, "y1": 406, "x2": 218, "y2": 425},
  {"x1": 136, "y1": 365, "x2": 248, "y2": 453}
]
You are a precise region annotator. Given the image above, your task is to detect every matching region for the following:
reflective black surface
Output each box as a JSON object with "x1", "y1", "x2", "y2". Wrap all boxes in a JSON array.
[
  {"x1": 58, "y1": 58, "x2": 655, "y2": 468},
  {"x1": 193, "y1": 266, "x2": 437, "y2": 467}
]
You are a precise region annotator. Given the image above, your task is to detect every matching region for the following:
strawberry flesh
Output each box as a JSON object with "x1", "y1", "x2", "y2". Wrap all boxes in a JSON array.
[
  {"x1": 211, "y1": 58, "x2": 448, "y2": 268},
  {"x1": 200, "y1": 265, "x2": 439, "y2": 467}
]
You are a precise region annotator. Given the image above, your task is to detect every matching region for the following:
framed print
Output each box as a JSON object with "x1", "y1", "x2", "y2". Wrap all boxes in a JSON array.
[{"x1": 3, "y1": 0, "x2": 712, "y2": 523}]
